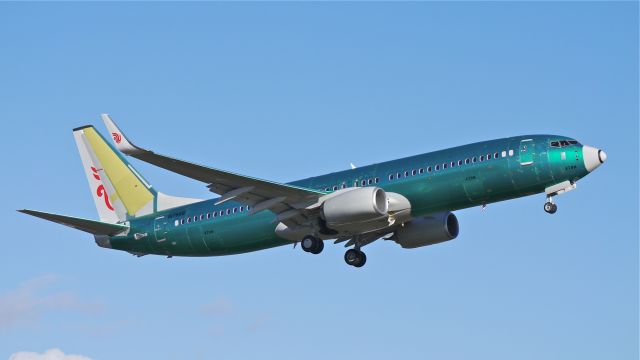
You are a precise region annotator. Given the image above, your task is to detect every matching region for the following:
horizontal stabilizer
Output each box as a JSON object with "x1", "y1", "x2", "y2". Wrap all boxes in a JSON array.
[{"x1": 18, "y1": 209, "x2": 129, "y2": 236}]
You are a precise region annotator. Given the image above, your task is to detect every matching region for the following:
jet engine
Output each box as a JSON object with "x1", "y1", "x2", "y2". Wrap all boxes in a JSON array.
[
  {"x1": 393, "y1": 212, "x2": 459, "y2": 249},
  {"x1": 322, "y1": 187, "x2": 388, "y2": 230}
]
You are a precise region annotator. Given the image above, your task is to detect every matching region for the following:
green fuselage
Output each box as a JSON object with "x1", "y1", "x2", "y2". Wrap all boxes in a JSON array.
[{"x1": 106, "y1": 135, "x2": 588, "y2": 257}]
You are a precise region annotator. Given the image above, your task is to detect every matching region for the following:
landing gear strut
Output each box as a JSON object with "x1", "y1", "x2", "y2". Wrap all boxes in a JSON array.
[
  {"x1": 544, "y1": 197, "x2": 557, "y2": 214},
  {"x1": 344, "y1": 248, "x2": 366, "y2": 267},
  {"x1": 301, "y1": 235, "x2": 324, "y2": 254}
]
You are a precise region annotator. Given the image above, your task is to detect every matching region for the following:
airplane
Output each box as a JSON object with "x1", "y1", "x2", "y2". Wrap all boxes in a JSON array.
[{"x1": 19, "y1": 115, "x2": 607, "y2": 267}]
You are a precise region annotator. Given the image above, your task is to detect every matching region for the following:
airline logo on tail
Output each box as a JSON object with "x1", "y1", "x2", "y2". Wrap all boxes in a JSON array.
[
  {"x1": 91, "y1": 166, "x2": 114, "y2": 211},
  {"x1": 112, "y1": 132, "x2": 122, "y2": 144}
]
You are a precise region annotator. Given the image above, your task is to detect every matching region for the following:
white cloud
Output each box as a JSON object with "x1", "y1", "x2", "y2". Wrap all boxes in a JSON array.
[
  {"x1": 9, "y1": 348, "x2": 92, "y2": 360},
  {"x1": 200, "y1": 297, "x2": 234, "y2": 316},
  {"x1": 0, "y1": 274, "x2": 105, "y2": 331}
]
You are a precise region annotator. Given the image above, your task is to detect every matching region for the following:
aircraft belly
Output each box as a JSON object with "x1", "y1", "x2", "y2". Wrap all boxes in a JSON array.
[
  {"x1": 204, "y1": 213, "x2": 288, "y2": 256},
  {"x1": 187, "y1": 225, "x2": 210, "y2": 255}
]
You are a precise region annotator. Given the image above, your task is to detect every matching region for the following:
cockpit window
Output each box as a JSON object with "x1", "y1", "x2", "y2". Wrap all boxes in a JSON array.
[{"x1": 551, "y1": 140, "x2": 578, "y2": 148}]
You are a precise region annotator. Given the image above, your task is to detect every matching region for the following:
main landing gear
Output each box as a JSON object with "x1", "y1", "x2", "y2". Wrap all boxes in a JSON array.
[
  {"x1": 544, "y1": 197, "x2": 558, "y2": 214},
  {"x1": 300, "y1": 234, "x2": 367, "y2": 268},
  {"x1": 301, "y1": 235, "x2": 324, "y2": 254},
  {"x1": 344, "y1": 248, "x2": 366, "y2": 268}
]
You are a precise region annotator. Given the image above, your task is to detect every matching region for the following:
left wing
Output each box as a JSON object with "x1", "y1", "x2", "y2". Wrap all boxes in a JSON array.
[{"x1": 102, "y1": 114, "x2": 325, "y2": 227}]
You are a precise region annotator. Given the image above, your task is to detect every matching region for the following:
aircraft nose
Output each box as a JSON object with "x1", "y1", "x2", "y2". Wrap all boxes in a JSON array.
[{"x1": 583, "y1": 145, "x2": 607, "y2": 172}]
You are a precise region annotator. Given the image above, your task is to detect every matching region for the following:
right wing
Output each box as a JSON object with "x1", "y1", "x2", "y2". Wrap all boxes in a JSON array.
[{"x1": 102, "y1": 114, "x2": 326, "y2": 227}]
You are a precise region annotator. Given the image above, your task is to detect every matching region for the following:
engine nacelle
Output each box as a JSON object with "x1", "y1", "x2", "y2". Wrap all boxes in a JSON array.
[
  {"x1": 322, "y1": 187, "x2": 388, "y2": 229},
  {"x1": 393, "y1": 212, "x2": 459, "y2": 249}
]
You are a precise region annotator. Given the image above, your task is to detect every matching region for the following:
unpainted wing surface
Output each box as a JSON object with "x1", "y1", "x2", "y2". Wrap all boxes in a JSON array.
[{"x1": 102, "y1": 114, "x2": 325, "y2": 227}]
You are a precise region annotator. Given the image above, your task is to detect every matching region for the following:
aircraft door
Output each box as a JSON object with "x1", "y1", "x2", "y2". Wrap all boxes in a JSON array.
[
  {"x1": 519, "y1": 139, "x2": 534, "y2": 166},
  {"x1": 154, "y1": 216, "x2": 168, "y2": 243}
]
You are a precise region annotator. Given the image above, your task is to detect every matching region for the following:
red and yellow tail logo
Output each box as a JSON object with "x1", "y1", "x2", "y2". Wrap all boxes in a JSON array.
[
  {"x1": 112, "y1": 132, "x2": 122, "y2": 144},
  {"x1": 91, "y1": 166, "x2": 114, "y2": 211}
]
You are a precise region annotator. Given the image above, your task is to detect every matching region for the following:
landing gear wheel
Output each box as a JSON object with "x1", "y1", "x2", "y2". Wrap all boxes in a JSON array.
[
  {"x1": 344, "y1": 249, "x2": 367, "y2": 267},
  {"x1": 544, "y1": 202, "x2": 557, "y2": 214},
  {"x1": 301, "y1": 235, "x2": 324, "y2": 254}
]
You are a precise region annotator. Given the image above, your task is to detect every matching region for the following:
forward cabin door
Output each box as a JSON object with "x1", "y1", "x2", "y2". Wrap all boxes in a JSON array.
[{"x1": 519, "y1": 139, "x2": 534, "y2": 166}]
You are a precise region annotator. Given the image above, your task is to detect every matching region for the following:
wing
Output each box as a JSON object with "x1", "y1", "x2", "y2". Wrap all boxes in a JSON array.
[{"x1": 102, "y1": 114, "x2": 325, "y2": 227}]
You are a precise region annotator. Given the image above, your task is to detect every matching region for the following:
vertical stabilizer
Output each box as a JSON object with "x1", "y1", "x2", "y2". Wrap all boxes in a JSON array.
[{"x1": 73, "y1": 125, "x2": 157, "y2": 223}]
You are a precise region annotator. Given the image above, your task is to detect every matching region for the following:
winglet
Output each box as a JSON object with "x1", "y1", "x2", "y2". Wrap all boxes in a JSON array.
[{"x1": 101, "y1": 114, "x2": 144, "y2": 155}]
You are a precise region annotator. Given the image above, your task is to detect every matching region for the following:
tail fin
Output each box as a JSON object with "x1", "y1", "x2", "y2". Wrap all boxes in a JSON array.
[{"x1": 73, "y1": 125, "x2": 157, "y2": 223}]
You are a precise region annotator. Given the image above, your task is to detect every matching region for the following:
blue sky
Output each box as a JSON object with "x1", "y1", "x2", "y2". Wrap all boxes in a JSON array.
[{"x1": 0, "y1": 2, "x2": 637, "y2": 359}]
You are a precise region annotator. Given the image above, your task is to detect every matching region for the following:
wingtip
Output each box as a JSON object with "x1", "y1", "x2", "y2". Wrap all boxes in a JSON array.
[{"x1": 100, "y1": 114, "x2": 143, "y2": 154}]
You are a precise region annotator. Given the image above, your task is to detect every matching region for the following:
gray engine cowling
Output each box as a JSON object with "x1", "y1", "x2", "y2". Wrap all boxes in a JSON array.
[
  {"x1": 322, "y1": 187, "x2": 388, "y2": 229},
  {"x1": 393, "y1": 212, "x2": 459, "y2": 249}
]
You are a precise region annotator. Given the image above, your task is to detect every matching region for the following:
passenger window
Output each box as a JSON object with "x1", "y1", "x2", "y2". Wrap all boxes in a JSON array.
[
  {"x1": 465, "y1": 158, "x2": 470, "y2": 164},
  {"x1": 389, "y1": 174, "x2": 394, "y2": 181},
  {"x1": 374, "y1": 177, "x2": 379, "y2": 183},
  {"x1": 427, "y1": 166, "x2": 432, "y2": 172},
  {"x1": 212, "y1": 212, "x2": 216, "y2": 218},
  {"x1": 450, "y1": 161, "x2": 455, "y2": 168},
  {"x1": 508, "y1": 150, "x2": 514, "y2": 156},
  {"x1": 397, "y1": 172, "x2": 401, "y2": 179},
  {"x1": 443, "y1": 163, "x2": 448, "y2": 169},
  {"x1": 226, "y1": 209, "x2": 230, "y2": 215},
  {"x1": 404, "y1": 171, "x2": 409, "y2": 177},
  {"x1": 367, "y1": 179, "x2": 372, "y2": 185},
  {"x1": 458, "y1": 160, "x2": 463, "y2": 166},
  {"x1": 206, "y1": 213, "x2": 210, "y2": 219},
  {"x1": 494, "y1": 152, "x2": 499, "y2": 159},
  {"x1": 341, "y1": 183, "x2": 347, "y2": 189},
  {"x1": 501, "y1": 151, "x2": 507, "y2": 157},
  {"x1": 186, "y1": 218, "x2": 191, "y2": 224},
  {"x1": 333, "y1": 185, "x2": 338, "y2": 191},
  {"x1": 479, "y1": 155, "x2": 484, "y2": 162},
  {"x1": 435, "y1": 164, "x2": 440, "y2": 171},
  {"x1": 361, "y1": 180, "x2": 367, "y2": 186},
  {"x1": 486, "y1": 154, "x2": 491, "y2": 160},
  {"x1": 419, "y1": 168, "x2": 424, "y2": 174},
  {"x1": 412, "y1": 169, "x2": 417, "y2": 176},
  {"x1": 200, "y1": 214, "x2": 204, "y2": 220},
  {"x1": 472, "y1": 157, "x2": 477, "y2": 163},
  {"x1": 232, "y1": 208, "x2": 237, "y2": 214}
]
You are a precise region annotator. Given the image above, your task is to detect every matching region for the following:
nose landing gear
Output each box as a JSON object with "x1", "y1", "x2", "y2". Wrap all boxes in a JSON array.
[{"x1": 544, "y1": 197, "x2": 557, "y2": 214}]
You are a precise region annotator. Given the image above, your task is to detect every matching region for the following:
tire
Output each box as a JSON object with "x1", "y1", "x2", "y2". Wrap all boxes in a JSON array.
[
  {"x1": 301, "y1": 235, "x2": 317, "y2": 253},
  {"x1": 311, "y1": 239, "x2": 324, "y2": 254},
  {"x1": 353, "y1": 251, "x2": 366, "y2": 268},
  {"x1": 544, "y1": 202, "x2": 554, "y2": 213}
]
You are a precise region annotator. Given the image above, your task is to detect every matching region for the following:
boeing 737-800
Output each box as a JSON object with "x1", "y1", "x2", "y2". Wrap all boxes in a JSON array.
[{"x1": 19, "y1": 115, "x2": 607, "y2": 267}]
